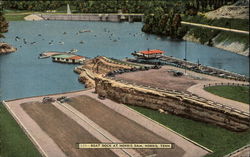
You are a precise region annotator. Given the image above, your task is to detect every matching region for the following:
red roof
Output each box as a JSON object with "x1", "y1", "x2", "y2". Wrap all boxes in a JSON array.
[
  {"x1": 68, "y1": 56, "x2": 84, "y2": 60},
  {"x1": 139, "y1": 49, "x2": 165, "y2": 55}
]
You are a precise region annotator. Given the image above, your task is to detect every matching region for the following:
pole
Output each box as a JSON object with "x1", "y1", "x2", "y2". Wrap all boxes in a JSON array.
[{"x1": 184, "y1": 40, "x2": 187, "y2": 74}]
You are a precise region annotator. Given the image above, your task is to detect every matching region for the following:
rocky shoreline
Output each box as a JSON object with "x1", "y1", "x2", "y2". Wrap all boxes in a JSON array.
[
  {"x1": 0, "y1": 43, "x2": 17, "y2": 54},
  {"x1": 183, "y1": 33, "x2": 249, "y2": 56}
]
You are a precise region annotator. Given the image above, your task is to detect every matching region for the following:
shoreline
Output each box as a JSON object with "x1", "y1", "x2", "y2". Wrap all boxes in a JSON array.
[
  {"x1": 23, "y1": 14, "x2": 249, "y2": 56},
  {"x1": 0, "y1": 43, "x2": 17, "y2": 54},
  {"x1": 183, "y1": 32, "x2": 249, "y2": 57}
]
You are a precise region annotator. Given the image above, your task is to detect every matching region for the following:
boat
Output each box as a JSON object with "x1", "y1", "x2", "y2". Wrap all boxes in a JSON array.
[
  {"x1": 38, "y1": 55, "x2": 50, "y2": 59},
  {"x1": 38, "y1": 53, "x2": 50, "y2": 59},
  {"x1": 79, "y1": 30, "x2": 91, "y2": 33},
  {"x1": 68, "y1": 49, "x2": 78, "y2": 53},
  {"x1": 58, "y1": 41, "x2": 64, "y2": 45}
]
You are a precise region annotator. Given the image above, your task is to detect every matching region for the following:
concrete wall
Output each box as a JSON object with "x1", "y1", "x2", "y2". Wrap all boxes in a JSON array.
[
  {"x1": 40, "y1": 14, "x2": 143, "y2": 22},
  {"x1": 95, "y1": 76, "x2": 250, "y2": 132}
]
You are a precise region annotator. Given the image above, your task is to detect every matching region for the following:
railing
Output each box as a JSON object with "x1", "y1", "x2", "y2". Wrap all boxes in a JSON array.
[{"x1": 204, "y1": 82, "x2": 250, "y2": 88}]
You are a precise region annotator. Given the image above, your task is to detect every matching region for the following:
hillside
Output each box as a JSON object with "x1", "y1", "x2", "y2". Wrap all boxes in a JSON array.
[
  {"x1": 184, "y1": 0, "x2": 249, "y2": 56},
  {"x1": 205, "y1": 0, "x2": 249, "y2": 19}
]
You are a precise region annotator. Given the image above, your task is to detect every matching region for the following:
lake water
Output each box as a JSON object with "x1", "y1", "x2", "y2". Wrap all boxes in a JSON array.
[{"x1": 0, "y1": 21, "x2": 249, "y2": 100}]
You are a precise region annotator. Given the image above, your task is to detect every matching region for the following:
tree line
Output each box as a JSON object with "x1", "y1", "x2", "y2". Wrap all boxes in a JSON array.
[
  {"x1": 2, "y1": 0, "x2": 239, "y2": 13},
  {"x1": 0, "y1": 12, "x2": 8, "y2": 38},
  {"x1": 1, "y1": 0, "x2": 189, "y2": 13},
  {"x1": 142, "y1": 7, "x2": 187, "y2": 40},
  {"x1": 185, "y1": 0, "x2": 238, "y2": 14}
]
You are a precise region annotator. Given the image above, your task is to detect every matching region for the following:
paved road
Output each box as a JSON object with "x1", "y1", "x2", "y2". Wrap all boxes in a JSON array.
[
  {"x1": 181, "y1": 21, "x2": 249, "y2": 35},
  {"x1": 159, "y1": 65, "x2": 249, "y2": 113}
]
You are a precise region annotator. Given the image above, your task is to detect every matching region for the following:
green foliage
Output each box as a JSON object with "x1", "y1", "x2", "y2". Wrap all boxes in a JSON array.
[
  {"x1": 183, "y1": 15, "x2": 249, "y2": 46},
  {"x1": 0, "y1": 11, "x2": 8, "y2": 38},
  {"x1": 205, "y1": 86, "x2": 250, "y2": 104},
  {"x1": 4, "y1": 14, "x2": 27, "y2": 21},
  {"x1": 0, "y1": 104, "x2": 42, "y2": 157},
  {"x1": 2, "y1": 0, "x2": 191, "y2": 14},
  {"x1": 182, "y1": 15, "x2": 249, "y2": 31},
  {"x1": 127, "y1": 105, "x2": 250, "y2": 157},
  {"x1": 142, "y1": 8, "x2": 187, "y2": 39}
]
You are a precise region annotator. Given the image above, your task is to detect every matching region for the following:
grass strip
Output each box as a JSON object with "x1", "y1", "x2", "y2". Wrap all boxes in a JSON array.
[
  {"x1": 0, "y1": 103, "x2": 42, "y2": 157},
  {"x1": 205, "y1": 86, "x2": 249, "y2": 104},
  {"x1": 127, "y1": 105, "x2": 250, "y2": 157}
]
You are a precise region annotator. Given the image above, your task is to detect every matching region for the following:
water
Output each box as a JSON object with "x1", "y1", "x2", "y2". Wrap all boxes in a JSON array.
[{"x1": 0, "y1": 21, "x2": 249, "y2": 100}]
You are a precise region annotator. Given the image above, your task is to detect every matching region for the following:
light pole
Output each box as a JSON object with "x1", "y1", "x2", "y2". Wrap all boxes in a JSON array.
[{"x1": 184, "y1": 40, "x2": 187, "y2": 74}]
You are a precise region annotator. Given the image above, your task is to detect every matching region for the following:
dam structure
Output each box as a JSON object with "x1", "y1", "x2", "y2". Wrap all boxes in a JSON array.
[{"x1": 39, "y1": 13, "x2": 144, "y2": 22}]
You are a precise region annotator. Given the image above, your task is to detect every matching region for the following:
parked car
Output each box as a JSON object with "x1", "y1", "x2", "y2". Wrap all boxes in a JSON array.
[
  {"x1": 42, "y1": 97, "x2": 55, "y2": 103},
  {"x1": 57, "y1": 96, "x2": 69, "y2": 103}
]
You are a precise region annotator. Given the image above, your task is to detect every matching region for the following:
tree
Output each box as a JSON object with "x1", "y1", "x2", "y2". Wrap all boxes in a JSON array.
[{"x1": 0, "y1": 11, "x2": 8, "y2": 38}]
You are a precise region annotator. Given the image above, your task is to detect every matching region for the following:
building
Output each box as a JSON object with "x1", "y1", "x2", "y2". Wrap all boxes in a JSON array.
[
  {"x1": 51, "y1": 54, "x2": 85, "y2": 64},
  {"x1": 132, "y1": 49, "x2": 165, "y2": 60}
]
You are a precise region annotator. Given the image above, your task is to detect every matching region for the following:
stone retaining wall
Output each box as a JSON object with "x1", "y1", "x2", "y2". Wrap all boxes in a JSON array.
[{"x1": 95, "y1": 76, "x2": 250, "y2": 132}]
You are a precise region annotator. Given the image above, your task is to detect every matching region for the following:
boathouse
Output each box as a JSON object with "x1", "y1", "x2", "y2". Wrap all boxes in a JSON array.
[
  {"x1": 132, "y1": 49, "x2": 165, "y2": 59},
  {"x1": 52, "y1": 54, "x2": 85, "y2": 64}
]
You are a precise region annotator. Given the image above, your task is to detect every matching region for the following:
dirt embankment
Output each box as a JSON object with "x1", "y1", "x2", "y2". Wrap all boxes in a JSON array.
[
  {"x1": 205, "y1": 0, "x2": 249, "y2": 19},
  {"x1": 184, "y1": 30, "x2": 249, "y2": 56},
  {"x1": 74, "y1": 56, "x2": 133, "y2": 88},
  {"x1": 24, "y1": 14, "x2": 44, "y2": 21},
  {"x1": 95, "y1": 76, "x2": 250, "y2": 132},
  {"x1": 0, "y1": 43, "x2": 17, "y2": 54}
]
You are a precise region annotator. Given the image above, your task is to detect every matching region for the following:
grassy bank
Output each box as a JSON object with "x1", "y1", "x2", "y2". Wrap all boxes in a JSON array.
[
  {"x1": 182, "y1": 15, "x2": 249, "y2": 50},
  {"x1": 4, "y1": 14, "x2": 28, "y2": 21},
  {"x1": 127, "y1": 105, "x2": 250, "y2": 157},
  {"x1": 204, "y1": 86, "x2": 249, "y2": 104},
  {"x1": 0, "y1": 103, "x2": 42, "y2": 157},
  {"x1": 182, "y1": 15, "x2": 249, "y2": 31}
]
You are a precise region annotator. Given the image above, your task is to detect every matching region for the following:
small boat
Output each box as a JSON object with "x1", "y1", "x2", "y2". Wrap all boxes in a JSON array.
[
  {"x1": 38, "y1": 55, "x2": 50, "y2": 59},
  {"x1": 68, "y1": 49, "x2": 78, "y2": 53},
  {"x1": 38, "y1": 53, "x2": 50, "y2": 59},
  {"x1": 58, "y1": 41, "x2": 64, "y2": 45},
  {"x1": 79, "y1": 30, "x2": 91, "y2": 33}
]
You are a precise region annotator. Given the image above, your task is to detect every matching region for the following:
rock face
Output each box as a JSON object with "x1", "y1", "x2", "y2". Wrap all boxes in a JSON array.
[
  {"x1": 75, "y1": 56, "x2": 133, "y2": 88},
  {"x1": 205, "y1": 0, "x2": 249, "y2": 19},
  {"x1": 0, "y1": 43, "x2": 17, "y2": 54},
  {"x1": 95, "y1": 76, "x2": 250, "y2": 132},
  {"x1": 183, "y1": 33, "x2": 249, "y2": 56}
]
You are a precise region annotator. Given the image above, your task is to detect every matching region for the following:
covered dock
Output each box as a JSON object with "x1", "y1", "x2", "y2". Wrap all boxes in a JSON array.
[
  {"x1": 52, "y1": 54, "x2": 85, "y2": 64},
  {"x1": 132, "y1": 49, "x2": 165, "y2": 59}
]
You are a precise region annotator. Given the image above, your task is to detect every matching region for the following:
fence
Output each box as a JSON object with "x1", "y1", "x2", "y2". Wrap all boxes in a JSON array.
[{"x1": 204, "y1": 82, "x2": 250, "y2": 88}]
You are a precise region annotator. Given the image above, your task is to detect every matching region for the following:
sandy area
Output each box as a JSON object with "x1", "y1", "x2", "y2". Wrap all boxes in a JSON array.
[{"x1": 24, "y1": 14, "x2": 44, "y2": 21}]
